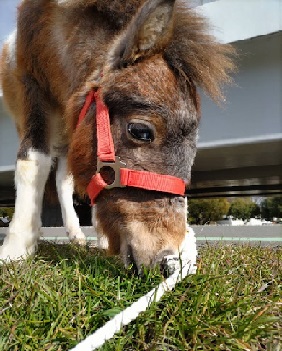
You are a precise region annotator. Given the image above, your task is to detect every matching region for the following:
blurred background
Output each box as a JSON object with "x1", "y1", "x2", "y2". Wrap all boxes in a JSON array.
[{"x1": 0, "y1": 0, "x2": 281, "y2": 228}]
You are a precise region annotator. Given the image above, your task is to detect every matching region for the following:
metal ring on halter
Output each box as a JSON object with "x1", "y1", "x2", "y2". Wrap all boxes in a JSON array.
[{"x1": 96, "y1": 156, "x2": 126, "y2": 189}]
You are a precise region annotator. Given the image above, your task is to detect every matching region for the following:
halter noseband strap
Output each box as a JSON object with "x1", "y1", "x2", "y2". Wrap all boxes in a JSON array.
[{"x1": 77, "y1": 89, "x2": 186, "y2": 205}]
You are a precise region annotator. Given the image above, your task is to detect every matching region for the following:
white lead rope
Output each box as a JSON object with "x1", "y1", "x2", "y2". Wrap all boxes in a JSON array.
[{"x1": 69, "y1": 261, "x2": 195, "y2": 351}]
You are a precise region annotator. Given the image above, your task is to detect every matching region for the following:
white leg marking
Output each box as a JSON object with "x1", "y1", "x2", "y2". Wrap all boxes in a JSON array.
[
  {"x1": 0, "y1": 150, "x2": 52, "y2": 261},
  {"x1": 92, "y1": 206, "x2": 109, "y2": 250},
  {"x1": 56, "y1": 157, "x2": 86, "y2": 244}
]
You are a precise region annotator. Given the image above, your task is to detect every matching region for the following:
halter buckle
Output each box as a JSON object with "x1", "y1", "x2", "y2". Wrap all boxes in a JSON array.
[{"x1": 97, "y1": 156, "x2": 126, "y2": 189}]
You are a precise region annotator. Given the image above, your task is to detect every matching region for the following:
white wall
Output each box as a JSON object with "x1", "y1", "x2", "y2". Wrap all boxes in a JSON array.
[
  {"x1": 0, "y1": 0, "x2": 18, "y2": 46},
  {"x1": 0, "y1": 101, "x2": 18, "y2": 168},
  {"x1": 198, "y1": 0, "x2": 282, "y2": 43},
  {"x1": 0, "y1": 0, "x2": 18, "y2": 168},
  {"x1": 198, "y1": 32, "x2": 282, "y2": 145}
]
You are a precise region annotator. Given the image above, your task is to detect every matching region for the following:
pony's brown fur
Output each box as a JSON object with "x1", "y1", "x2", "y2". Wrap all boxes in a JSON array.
[{"x1": 0, "y1": 0, "x2": 235, "y2": 269}]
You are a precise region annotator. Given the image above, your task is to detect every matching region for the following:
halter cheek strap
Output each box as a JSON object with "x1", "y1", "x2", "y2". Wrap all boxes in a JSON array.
[{"x1": 77, "y1": 89, "x2": 186, "y2": 205}]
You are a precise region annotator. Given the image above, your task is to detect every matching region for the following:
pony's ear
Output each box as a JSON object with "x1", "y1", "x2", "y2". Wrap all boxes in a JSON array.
[{"x1": 108, "y1": 0, "x2": 176, "y2": 69}]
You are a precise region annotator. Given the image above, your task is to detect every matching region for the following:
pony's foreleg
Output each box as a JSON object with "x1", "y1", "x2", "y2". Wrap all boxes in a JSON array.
[
  {"x1": 92, "y1": 206, "x2": 109, "y2": 250},
  {"x1": 56, "y1": 157, "x2": 86, "y2": 245},
  {"x1": 0, "y1": 150, "x2": 52, "y2": 261}
]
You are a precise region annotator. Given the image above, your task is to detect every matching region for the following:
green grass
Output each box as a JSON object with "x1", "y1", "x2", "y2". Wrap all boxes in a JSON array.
[{"x1": 0, "y1": 243, "x2": 281, "y2": 351}]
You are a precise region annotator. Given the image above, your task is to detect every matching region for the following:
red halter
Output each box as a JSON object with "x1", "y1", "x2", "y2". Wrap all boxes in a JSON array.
[{"x1": 77, "y1": 89, "x2": 186, "y2": 205}]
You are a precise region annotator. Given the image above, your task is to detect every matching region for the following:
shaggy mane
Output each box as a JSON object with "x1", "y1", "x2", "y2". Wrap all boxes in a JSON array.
[{"x1": 165, "y1": 1, "x2": 236, "y2": 102}]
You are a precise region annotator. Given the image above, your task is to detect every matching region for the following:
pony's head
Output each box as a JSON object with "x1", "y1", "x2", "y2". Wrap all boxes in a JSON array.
[{"x1": 69, "y1": 0, "x2": 235, "y2": 271}]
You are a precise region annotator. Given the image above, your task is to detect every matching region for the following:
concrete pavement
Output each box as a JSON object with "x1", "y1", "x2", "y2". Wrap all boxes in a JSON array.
[{"x1": 1, "y1": 225, "x2": 281, "y2": 247}]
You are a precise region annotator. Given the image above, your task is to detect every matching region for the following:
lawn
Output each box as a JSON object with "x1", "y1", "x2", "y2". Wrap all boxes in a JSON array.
[{"x1": 0, "y1": 242, "x2": 281, "y2": 351}]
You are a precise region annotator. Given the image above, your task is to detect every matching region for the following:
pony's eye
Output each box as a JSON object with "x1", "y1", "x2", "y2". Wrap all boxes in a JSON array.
[{"x1": 127, "y1": 123, "x2": 154, "y2": 142}]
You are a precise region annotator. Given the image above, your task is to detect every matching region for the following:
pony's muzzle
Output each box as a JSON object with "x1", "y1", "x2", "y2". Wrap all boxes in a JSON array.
[{"x1": 123, "y1": 244, "x2": 180, "y2": 276}]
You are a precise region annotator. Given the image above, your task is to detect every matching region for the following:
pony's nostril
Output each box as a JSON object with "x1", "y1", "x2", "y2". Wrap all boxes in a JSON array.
[
  {"x1": 126, "y1": 245, "x2": 139, "y2": 274},
  {"x1": 127, "y1": 262, "x2": 139, "y2": 275}
]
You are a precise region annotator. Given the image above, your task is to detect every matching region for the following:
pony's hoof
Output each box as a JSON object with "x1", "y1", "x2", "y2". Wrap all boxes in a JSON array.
[
  {"x1": 67, "y1": 230, "x2": 86, "y2": 246},
  {"x1": 0, "y1": 242, "x2": 35, "y2": 263},
  {"x1": 96, "y1": 233, "x2": 109, "y2": 250},
  {"x1": 70, "y1": 236, "x2": 87, "y2": 246}
]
